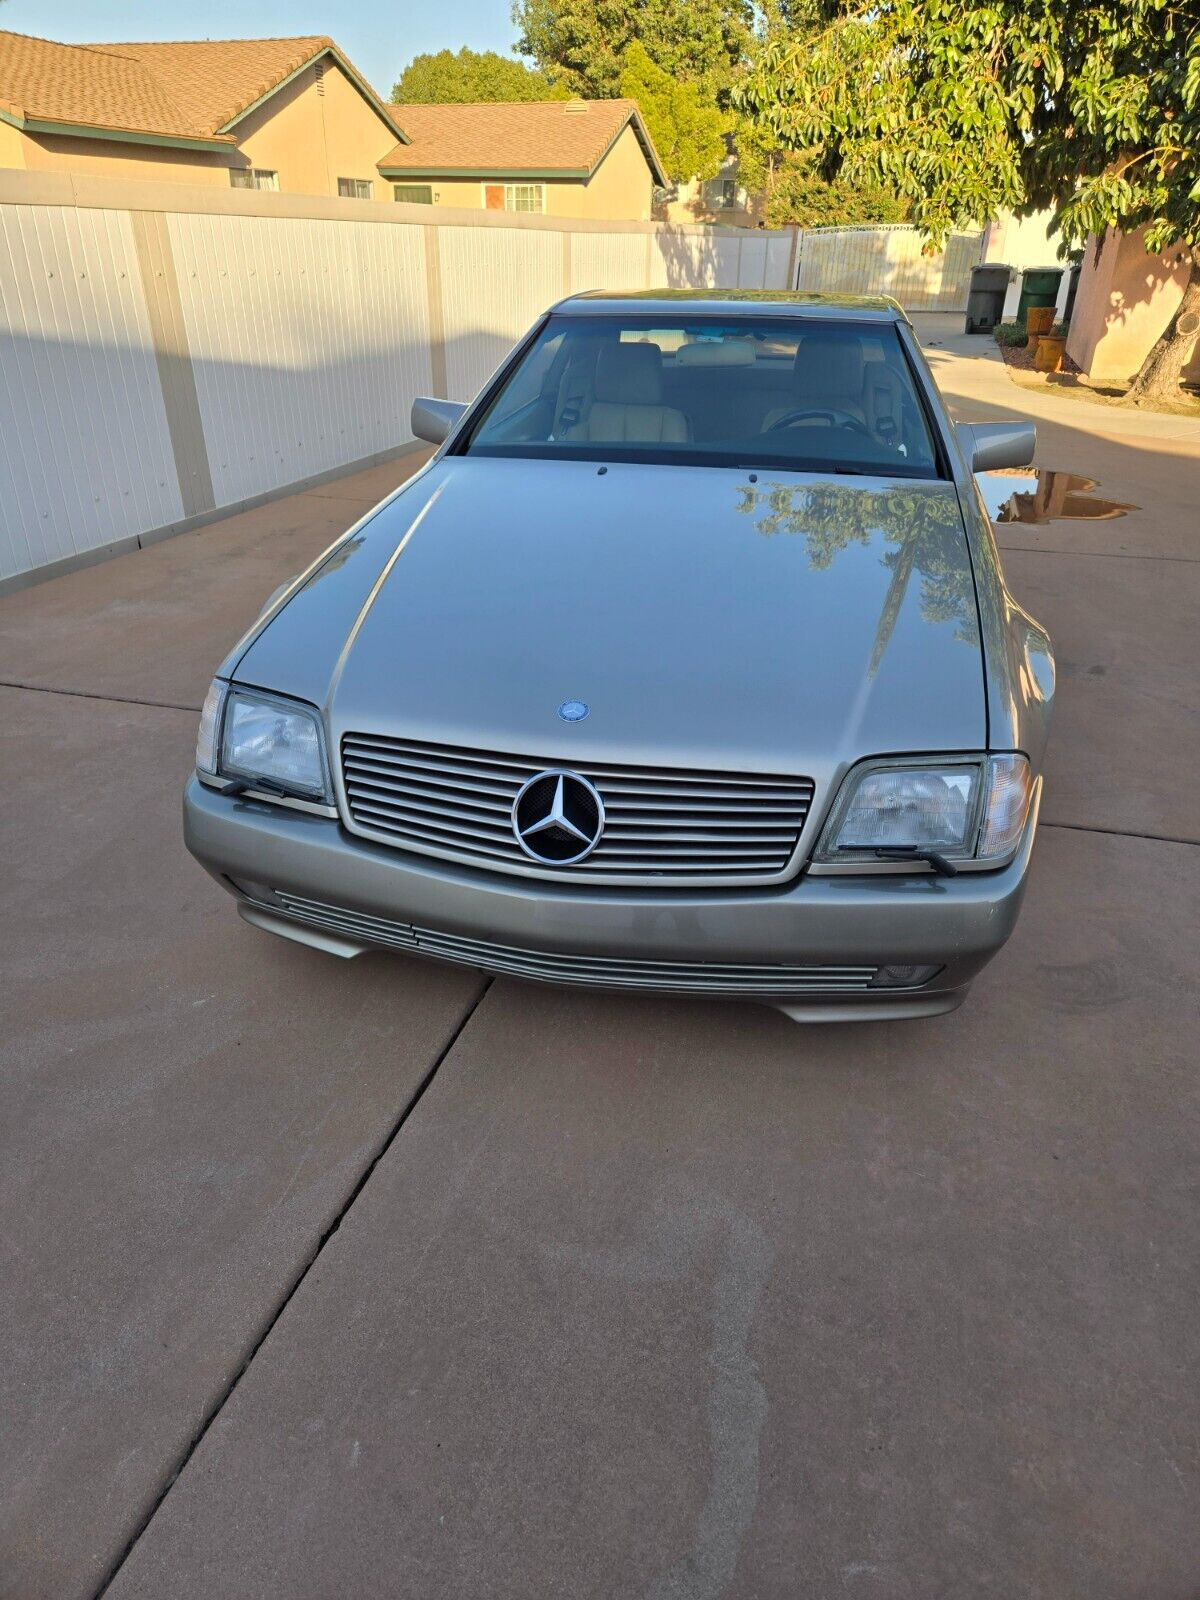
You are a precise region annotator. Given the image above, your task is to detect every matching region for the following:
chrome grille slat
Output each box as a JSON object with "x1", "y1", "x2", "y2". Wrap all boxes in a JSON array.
[
  {"x1": 343, "y1": 761, "x2": 515, "y2": 805},
  {"x1": 271, "y1": 893, "x2": 877, "y2": 993},
  {"x1": 340, "y1": 734, "x2": 812, "y2": 883},
  {"x1": 346, "y1": 782, "x2": 512, "y2": 823},
  {"x1": 343, "y1": 755, "x2": 517, "y2": 798},
  {"x1": 343, "y1": 738, "x2": 532, "y2": 781},
  {"x1": 588, "y1": 777, "x2": 812, "y2": 796},
  {"x1": 350, "y1": 808, "x2": 520, "y2": 850}
]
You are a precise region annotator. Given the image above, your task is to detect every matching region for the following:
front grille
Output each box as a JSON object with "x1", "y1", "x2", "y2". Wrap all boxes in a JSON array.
[
  {"x1": 340, "y1": 733, "x2": 814, "y2": 884},
  {"x1": 271, "y1": 892, "x2": 879, "y2": 995}
]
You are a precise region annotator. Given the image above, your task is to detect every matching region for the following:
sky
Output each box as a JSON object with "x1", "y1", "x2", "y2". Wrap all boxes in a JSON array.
[{"x1": 0, "y1": 0, "x2": 517, "y2": 99}]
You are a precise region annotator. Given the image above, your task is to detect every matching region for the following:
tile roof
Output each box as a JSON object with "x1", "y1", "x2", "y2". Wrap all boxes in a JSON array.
[
  {"x1": 379, "y1": 99, "x2": 665, "y2": 185},
  {"x1": 0, "y1": 30, "x2": 402, "y2": 144}
]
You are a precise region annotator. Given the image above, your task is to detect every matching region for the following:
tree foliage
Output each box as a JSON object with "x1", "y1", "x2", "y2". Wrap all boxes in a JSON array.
[
  {"x1": 735, "y1": 0, "x2": 1200, "y2": 398},
  {"x1": 766, "y1": 155, "x2": 910, "y2": 227},
  {"x1": 512, "y1": 0, "x2": 755, "y2": 98},
  {"x1": 392, "y1": 47, "x2": 566, "y2": 104},
  {"x1": 734, "y1": 0, "x2": 1200, "y2": 253},
  {"x1": 619, "y1": 42, "x2": 729, "y2": 182},
  {"x1": 733, "y1": 118, "x2": 909, "y2": 225}
]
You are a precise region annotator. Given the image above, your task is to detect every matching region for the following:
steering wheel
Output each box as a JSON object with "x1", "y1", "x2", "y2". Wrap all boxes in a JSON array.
[{"x1": 765, "y1": 407, "x2": 873, "y2": 437}]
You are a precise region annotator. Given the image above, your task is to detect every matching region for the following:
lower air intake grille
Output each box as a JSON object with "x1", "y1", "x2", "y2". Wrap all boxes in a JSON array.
[
  {"x1": 340, "y1": 733, "x2": 814, "y2": 885},
  {"x1": 271, "y1": 892, "x2": 880, "y2": 996}
]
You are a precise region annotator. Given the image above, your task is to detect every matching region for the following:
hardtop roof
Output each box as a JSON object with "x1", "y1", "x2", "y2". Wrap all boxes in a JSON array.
[{"x1": 553, "y1": 289, "x2": 906, "y2": 322}]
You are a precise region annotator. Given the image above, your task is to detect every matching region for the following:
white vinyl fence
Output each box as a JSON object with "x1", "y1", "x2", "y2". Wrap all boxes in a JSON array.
[
  {"x1": 795, "y1": 224, "x2": 983, "y2": 311},
  {"x1": 0, "y1": 175, "x2": 803, "y2": 588},
  {"x1": 0, "y1": 171, "x2": 976, "y2": 588}
]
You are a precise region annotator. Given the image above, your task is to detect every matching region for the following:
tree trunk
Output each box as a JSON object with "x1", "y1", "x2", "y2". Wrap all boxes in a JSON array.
[{"x1": 1124, "y1": 245, "x2": 1200, "y2": 406}]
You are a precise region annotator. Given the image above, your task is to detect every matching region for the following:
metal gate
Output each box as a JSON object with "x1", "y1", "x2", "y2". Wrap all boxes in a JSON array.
[{"x1": 794, "y1": 224, "x2": 983, "y2": 311}]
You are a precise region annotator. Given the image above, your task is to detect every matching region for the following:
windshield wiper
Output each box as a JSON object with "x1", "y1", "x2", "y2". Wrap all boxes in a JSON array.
[
  {"x1": 224, "y1": 775, "x2": 323, "y2": 803},
  {"x1": 838, "y1": 843, "x2": 959, "y2": 877},
  {"x1": 731, "y1": 460, "x2": 873, "y2": 476}
]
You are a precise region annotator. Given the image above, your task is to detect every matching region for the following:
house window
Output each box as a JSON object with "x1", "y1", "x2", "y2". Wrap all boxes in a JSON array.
[
  {"x1": 505, "y1": 184, "x2": 545, "y2": 213},
  {"x1": 230, "y1": 168, "x2": 279, "y2": 191},
  {"x1": 707, "y1": 178, "x2": 738, "y2": 209},
  {"x1": 338, "y1": 177, "x2": 373, "y2": 200},
  {"x1": 393, "y1": 184, "x2": 434, "y2": 204},
  {"x1": 486, "y1": 183, "x2": 546, "y2": 214}
]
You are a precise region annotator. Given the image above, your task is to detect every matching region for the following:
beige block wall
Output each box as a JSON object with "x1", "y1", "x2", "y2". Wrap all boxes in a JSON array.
[
  {"x1": 388, "y1": 125, "x2": 655, "y2": 222},
  {"x1": 1066, "y1": 227, "x2": 1198, "y2": 383},
  {"x1": 982, "y1": 209, "x2": 1063, "y2": 270},
  {"x1": 236, "y1": 61, "x2": 394, "y2": 199}
]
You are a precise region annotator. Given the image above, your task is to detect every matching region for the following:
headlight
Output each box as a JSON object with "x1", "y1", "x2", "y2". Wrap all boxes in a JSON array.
[
  {"x1": 815, "y1": 754, "x2": 1031, "y2": 867},
  {"x1": 197, "y1": 681, "x2": 330, "y2": 800}
]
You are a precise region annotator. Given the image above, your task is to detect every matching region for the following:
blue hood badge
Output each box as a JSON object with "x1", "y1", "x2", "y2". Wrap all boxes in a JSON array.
[{"x1": 558, "y1": 700, "x2": 589, "y2": 722}]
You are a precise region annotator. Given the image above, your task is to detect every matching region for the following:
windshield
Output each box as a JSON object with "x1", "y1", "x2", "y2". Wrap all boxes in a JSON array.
[{"x1": 459, "y1": 314, "x2": 942, "y2": 478}]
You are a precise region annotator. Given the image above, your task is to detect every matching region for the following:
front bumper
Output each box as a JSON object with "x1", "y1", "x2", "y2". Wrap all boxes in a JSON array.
[{"x1": 184, "y1": 776, "x2": 1041, "y2": 1022}]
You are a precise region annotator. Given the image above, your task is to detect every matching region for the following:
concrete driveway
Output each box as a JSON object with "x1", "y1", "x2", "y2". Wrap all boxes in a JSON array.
[{"x1": 2, "y1": 326, "x2": 1197, "y2": 1600}]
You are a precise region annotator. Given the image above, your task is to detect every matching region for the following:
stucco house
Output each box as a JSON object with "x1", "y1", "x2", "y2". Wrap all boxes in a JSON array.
[
  {"x1": 980, "y1": 208, "x2": 1198, "y2": 387},
  {"x1": 379, "y1": 99, "x2": 666, "y2": 221},
  {"x1": 0, "y1": 30, "x2": 407, "y2": 199},
  {"x1": 1065, "y1": 228, "x2": 1199, "y2": 387}
]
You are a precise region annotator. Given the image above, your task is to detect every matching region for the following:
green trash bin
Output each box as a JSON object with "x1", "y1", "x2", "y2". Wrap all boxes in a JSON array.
[{"x1": 1016, "y1": 266, "x2": 1064, "y2": 327}]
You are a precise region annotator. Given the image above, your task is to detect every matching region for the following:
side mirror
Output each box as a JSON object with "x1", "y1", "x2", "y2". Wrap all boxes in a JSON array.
[
  {"x1": 957, "y1": 421, "x2": 1036, "y2": 473},
  {"x1": 411, "y1": 396, "x2": 467, "y2": 445}
]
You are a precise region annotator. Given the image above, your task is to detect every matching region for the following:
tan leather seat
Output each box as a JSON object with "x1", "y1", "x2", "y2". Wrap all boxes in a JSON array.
[
  {"x1": 761, "y1": 331, "x2": 868, "y2": 431},
  {"x1": 862, "y1": 360, "x2": 906, "y2": 450},
  {"x1": 553, "y1": 352, "x2": 596, "y2": 436},
  {"x1": 566, "y1": 344, "x2": 689, "y2": 444}
]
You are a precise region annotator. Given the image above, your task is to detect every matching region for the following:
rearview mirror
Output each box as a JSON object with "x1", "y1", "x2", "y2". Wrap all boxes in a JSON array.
[
  {"x1": 411, "y1": 396, "x2": 467, "y2": 445},
  {"x1": 957, "y1": 421, "x2": 1036, "y2": 473}
]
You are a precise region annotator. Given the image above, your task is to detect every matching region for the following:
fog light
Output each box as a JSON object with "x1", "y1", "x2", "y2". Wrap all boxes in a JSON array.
[{"x1": 870, "y1": 964, "x2": 941, "y2": 989}]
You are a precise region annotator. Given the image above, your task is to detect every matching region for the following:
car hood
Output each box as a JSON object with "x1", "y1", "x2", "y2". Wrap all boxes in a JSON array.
[{"x1": 234, "y1": 457, "x2": 985, "y2": 776}]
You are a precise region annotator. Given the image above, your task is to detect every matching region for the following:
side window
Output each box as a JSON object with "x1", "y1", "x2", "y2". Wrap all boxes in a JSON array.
[{"x1": 394, "y1": 184, "x2": 434, "y2": 204}]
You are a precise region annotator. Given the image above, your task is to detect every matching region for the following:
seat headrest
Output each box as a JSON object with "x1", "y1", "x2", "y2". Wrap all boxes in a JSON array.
[
  {"x1": 594, "y1": 343, "x2": 665, "y2": 405},
  {"x1": 794, "y1": 331, "x2": 865, "y2": 393}
]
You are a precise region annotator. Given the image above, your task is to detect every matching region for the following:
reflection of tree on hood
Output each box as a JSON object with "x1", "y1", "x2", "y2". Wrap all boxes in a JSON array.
[{"x1": 735, "y1": 480, "x2": 979, "y2": 671}]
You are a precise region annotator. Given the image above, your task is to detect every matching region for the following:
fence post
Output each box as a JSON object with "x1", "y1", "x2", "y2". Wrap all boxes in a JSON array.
[
  {"x1": 787, "y1": 227, "x2": 804, "y2": 291},
  {"x1": 129, "y1": 211, "x2": 215, "y2": 519},
  {"x1": 421, "y1": 224, "x2": 448, "y2": 400}
]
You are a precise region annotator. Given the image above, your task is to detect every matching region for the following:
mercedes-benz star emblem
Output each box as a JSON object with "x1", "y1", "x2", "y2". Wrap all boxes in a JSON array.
[{"x1": 512, "y1": 770, "x2": 605, "y2": 865}]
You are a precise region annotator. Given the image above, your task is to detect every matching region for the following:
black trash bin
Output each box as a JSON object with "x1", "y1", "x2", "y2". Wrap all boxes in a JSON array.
[{"x1": 965, "y1": 263, "x2": 1011, "y2": 334}]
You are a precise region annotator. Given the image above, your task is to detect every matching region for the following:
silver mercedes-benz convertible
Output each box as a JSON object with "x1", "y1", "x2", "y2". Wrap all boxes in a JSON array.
[{"x1": 184, "y1": 290, "x2": 1054, "y2": 1022}]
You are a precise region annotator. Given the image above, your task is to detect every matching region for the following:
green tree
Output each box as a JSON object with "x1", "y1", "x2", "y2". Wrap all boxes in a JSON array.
[
  {"x1": 764, "y1": 152, "x2": 909, "y2": 228},
  {"x1": 619, "y1": 41, "x2": 729, "y2": 182},
  {"x1": 736, "y1": 0, "x2": 1200, "y2": 403},
  {"x1": 513, "y1": 0, "x2": 755, "y2": 99},
  {"x1": 732, "y1": 117, "x2": 909, "y2": 226},
  {"x1": 392, "y1": 47, "x2": 566, "y2": 104}
]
